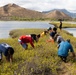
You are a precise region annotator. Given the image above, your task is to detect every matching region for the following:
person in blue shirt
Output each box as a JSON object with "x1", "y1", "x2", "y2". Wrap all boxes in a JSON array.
[
  {"x1": 0, "y1": 43, "x2": 14, "y2": 63},
  {"x1": 47, "y1": 27, "x2": 57, "y2": 43},
  {"x1": 57, "y1": 39, "x2": 75, "y2": 63},
  {"x1": 50, "y1": 27, "x2": 57, "y2": 39}
]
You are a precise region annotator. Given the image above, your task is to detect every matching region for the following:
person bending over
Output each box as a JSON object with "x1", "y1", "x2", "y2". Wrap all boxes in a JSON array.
[
  {"x1": 47, "y1": 27, "x2": 57, "y2": 43},
  {"x1": 18, "y1": 35, "x2": 34, "y2": 49},
  {"x1": 40, "y1": 30, "x2": 48, "y2": 37},
  {"x1": 0, "y1": 43, "x2": 14, "y2": 63},
  {"x1": 57, "y1": 39, "x2": 75, "y2": 63},
  {"x1": 54, "y1": 34, "x2": 65, "y2": 44},
  {"x1": 30, "y1": 34, "x2": 40, "y2": 42}
]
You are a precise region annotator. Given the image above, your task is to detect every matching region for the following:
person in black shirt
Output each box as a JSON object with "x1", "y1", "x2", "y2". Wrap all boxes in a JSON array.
[{"x1": 59, "y1": 21, "x2": 62, "y2": 31}]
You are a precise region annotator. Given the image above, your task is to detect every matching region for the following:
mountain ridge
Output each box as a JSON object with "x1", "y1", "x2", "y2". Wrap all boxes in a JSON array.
[
  {"x1": 45, "y1": 10, "x2": 72, "y2": 20},
  {"x1": 42, "y1": 9, "x2": 76, "y2": 18},
  {"x1": 0, "y1": 3, "x2": 45, "y2": 19},
  {"x1": 0, "y1": 4, "x2": 72, "y2": 20}
]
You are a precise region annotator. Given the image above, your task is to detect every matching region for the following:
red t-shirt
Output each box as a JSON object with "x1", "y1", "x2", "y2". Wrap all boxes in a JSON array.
[{"x1": 19, "y1": 35, "x2": 34, "y2": 48}]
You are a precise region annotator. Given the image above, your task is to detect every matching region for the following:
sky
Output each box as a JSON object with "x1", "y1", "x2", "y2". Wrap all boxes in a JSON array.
[{"x1": 0, "y1": 0, "x2": 76, "y2": 13}]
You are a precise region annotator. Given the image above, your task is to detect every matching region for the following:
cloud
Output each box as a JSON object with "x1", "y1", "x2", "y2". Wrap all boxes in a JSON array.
[{"x1": 0, "y1": 0, "x2": 76, "y2": 13}]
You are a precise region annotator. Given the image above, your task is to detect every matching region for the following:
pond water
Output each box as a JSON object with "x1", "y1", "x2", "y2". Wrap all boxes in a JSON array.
[
  {"x1": 0, "y1": 21, "x2": 54, "y2": 39},
  {"x1": 63, "y1": 28, "x2": 76, "y2": 37},
  {"x1": 0, "y1": 21, "x2": 76, "y2": 39}
]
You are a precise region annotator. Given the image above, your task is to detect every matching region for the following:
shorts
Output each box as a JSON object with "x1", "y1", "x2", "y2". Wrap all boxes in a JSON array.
[
  {"x1": 18, "y1": 39, "x2": 27, "y2": 49},
  {"x1": 21, "y1": 43, "x2": 27, "y2": 49}
]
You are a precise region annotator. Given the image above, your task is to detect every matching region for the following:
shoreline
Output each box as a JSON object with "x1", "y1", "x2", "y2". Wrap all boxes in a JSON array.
[{"x1": 0, "y1": 21, "x2": 76, "y2": 39}]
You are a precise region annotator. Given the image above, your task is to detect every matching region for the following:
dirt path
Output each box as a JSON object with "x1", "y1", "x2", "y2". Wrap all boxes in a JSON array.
[{"x1": 57, "y1": 61, "x2": 74, "y2": 75}]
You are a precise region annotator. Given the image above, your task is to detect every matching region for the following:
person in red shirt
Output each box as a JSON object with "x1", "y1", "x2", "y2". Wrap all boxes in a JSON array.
[{"x1": 18, "y1": 35, "x2": 36, "y2": 49}]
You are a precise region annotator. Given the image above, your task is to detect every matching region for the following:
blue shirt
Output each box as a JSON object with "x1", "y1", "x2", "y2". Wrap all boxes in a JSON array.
[
  {"x1": 58, "y1": 41, "x2": 74, "y2": 57},
  {"x1": 0, "y1": 43, "x2": 12, "y2": 56},
  {"x1": 50, "y1": 31, "x2": 56, "y2": 38}
]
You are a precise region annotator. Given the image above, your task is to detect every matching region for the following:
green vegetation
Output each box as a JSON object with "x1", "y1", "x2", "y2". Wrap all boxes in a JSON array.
[
  {"x1": 11, "y1": 17, "x2": 51, "y2": 21},
  {"x1": 50, "y1": 21, "x2": 76, "y2": 28},
  {"x1": 0, "y1": 27, "x2": 76, "y2": 75},
  {"x1": 11, "y1": 16, "x2": 72, "y2": 21}
]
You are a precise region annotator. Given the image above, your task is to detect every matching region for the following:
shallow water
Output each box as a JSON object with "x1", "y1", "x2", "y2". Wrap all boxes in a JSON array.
[
  {"x1": 0, "y1": 21, "x2": 76, "y2": 39},
  {"x1": 0, "y1": 21, "x2": 54, "y2": 39},
  {"x1": 63, "y1": 28, "x2": 76, "y2": 37}
]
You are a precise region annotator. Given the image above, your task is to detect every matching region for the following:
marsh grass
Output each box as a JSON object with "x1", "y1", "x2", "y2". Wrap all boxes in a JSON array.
[
  {"x1": 50, "y1": 21, "x2": 76, "y2": 28},
  {"x1": 0, "y1": 28, "x2": 76, "y2": 75}
]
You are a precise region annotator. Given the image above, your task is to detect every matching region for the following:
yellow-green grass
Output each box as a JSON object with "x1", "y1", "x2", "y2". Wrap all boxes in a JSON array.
[
  {"x1": 9, "y1": 29, "x2": 45, "y2": 38},
  {"x1": 50, "y1": 21, "x2": 76, "y2": 28},
  {"x1": 0, "y1": 28, "x2": 76, "y2": 75}
]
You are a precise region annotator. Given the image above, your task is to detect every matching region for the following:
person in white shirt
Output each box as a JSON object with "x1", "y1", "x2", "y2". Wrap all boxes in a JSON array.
[{"x1": 54, "y1": 34, "x2": 65, "y2": 44}]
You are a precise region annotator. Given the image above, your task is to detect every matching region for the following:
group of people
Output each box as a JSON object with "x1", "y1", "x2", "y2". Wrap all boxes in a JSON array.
[
  {"x1": 18, "y1": 26, "x2": 75, "y2": 63},
  {"x1": 0, "y1": 22, "x2": 75, "y2": 63},
  {"x1": 47, "y1": 26, "x2": 75, "y2": 63},
  {"x1": 0, "y1": 34, "x2": 41, "y2": 63},
  {"x1": 0, "y1": 27, "x2": 51, "y2": 63}
]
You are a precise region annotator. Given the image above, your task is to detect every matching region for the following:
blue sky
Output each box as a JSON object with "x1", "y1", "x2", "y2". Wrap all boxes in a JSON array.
[{"x1": 0, "y1": 0, "x2": 76, "y2": 13}]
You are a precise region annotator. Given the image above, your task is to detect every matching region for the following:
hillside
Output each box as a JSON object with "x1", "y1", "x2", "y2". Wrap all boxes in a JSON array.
[
  {"x1": 56, "y1": 9, "x2": 76, "y2": 18},
  {"x1": 0, "y1": 3, "x2": 73, "y2": 21},
  {"x1": 43, "y1": 9, "x2": 76, "y2": 18},
  {"x1": 0, "y1": 3, "x2": 45, "y2": 20},
  {"x1": 45, "y1": 10, "x2": 72, "y2": 20}
]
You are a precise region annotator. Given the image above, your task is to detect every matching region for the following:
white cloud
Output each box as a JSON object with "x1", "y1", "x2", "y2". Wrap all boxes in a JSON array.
[{"x1": 0, "y1": 0, "x2": 76, "y2": 13}]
